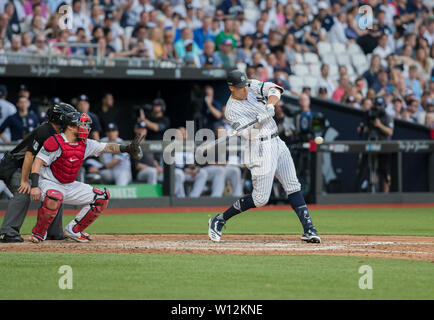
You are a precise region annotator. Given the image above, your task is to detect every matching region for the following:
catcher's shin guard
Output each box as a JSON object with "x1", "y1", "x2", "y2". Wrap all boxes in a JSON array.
[
  {"x1": 72, "y1": 188, "x2": 110, "y2": 233},
  {"x1": 32, "y1": 190, "x2": 63, "y2": 241}
]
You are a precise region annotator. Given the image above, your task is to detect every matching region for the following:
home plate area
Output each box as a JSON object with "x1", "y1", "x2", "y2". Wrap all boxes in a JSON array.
[{"x1": 1, "y1": 234, "x2": 433, "y2": 261}]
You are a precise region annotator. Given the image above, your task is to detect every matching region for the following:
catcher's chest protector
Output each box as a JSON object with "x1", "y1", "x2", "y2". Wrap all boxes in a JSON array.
[{"x1": 50, "y1": 134, "x2": 86, "y2": 184}]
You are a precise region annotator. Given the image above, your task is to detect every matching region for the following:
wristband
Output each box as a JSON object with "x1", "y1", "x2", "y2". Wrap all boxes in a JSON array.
[
  {"x1": 30, "y1": 173, "x2": 39, "y2": 188},
  {"x1": 120, "y1": 144, "x2": 129, "y2": 153}
]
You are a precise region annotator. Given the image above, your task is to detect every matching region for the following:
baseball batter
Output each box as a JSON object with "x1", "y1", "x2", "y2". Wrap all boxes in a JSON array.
[
  {"x1": 28, "y1": 111, "x2": 143, "y2": 243},
  {"x1": 208, "y1": 70, "x2": 321, "y2": 243}
]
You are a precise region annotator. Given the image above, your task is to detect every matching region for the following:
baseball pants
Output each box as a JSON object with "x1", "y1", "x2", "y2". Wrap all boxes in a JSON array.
[
  {"x1": 137, "y1": 167, "x2": 158, "y2": 185},
  {"x1": 100, "y1": 168, "x2": 132, "y2": 186},
  {"x1": 247, "y1": 137, "x2": 301, "y2": 207},
  {"x1": 0, "y1": 169, "x2": 64, "y2": 238},
  {"x1": 174, "y1": 168, "x2": 208, "y2": 197}
]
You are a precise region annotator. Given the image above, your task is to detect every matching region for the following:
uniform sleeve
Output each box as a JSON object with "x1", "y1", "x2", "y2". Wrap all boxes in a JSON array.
[
  {"x1": 84, "y1": 139, "x2": 107, "y2": 159},
  {"x1": 36, "y1": 136, "x2": 61, "y2": 165},
  {"x1": 29, "y1": 126, "x2": 49, "y2": 155}
]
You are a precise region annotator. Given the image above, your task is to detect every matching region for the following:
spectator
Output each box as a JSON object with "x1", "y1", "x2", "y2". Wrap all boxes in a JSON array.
[
  {"x1": 134, "y1": 25, "x2": 154, "y2": 59},
  {"x1": 134, "y1": 121, "x2": 163, "y2": 185},
  {"x1": 0, "y1": 96, "x2": 38, "y2": 142},
  {"x1": 90, "y1": 3, "x2": 104, "y2": 28},
  {"x1": 371, "y1": 68, "x2": 392, "y2": 94},
  {"x1": 236, "y1": 11, "x2": 254, "y2": 36},
  {"x1": 216, "y1": 38, "x2": 236, "y2": 67},
  {"x1": 406, "y1": 64, "x2": 424, "y2": 99},
  {"x1": 75, "y1": 94, "x2": 102, "y2": 140},
  {"x1": 363, "y1": 54, "x2": 381, "y2": 88},
  {"x1": 23, "y1": 2, "x2": 46, "y2": 32},
  {"x1": 104, "y1": 11, "x2": 126, "y2": 52},
  {"x1": 139, "y1": 98, "x2": 170, "y2": 141},
  {"x1": 304, "y1": 15, "x2": 327, "y2": 52},
  {"x1": 124, "y1": 0, "x2": 154, "y2": 28},
  {"x1": 317, "y1": 64, "x2": 336, "y2": 98},
  {"x1": 317, "y1": 86, "x2": 329, "y2": 100},
  {"x1": 131, "y1": 10, "x2": 150, "y2": 38},
  {"x1": 199, "y1": 40, "x2": 222, "y2": 68},
  {"x1": 193, "y1": 15, "x2": 213, "y2": 50},
  {"x1": 23, "y1": 0, "x2": 47, "y2": 19},
  {"x1": 71, "y1": 0, "x2": 92, "y2": 38},
  {"x1": 149, "y1": 26, "x2": 164, "y2": 58},
  {"x1": 373, "y1": 33, "x2": 393, "y2": 67},
  {"x1": 7, "y1": 35, "x2": 22, "y2": 52},
  {"x1": 0, "y1": 84, "x2": 16, "y2": 142},
  {"x1": 332, "y1": 74, "x2": 350, "y2": 102},
  {"x1": 282, "y1": 33, "x2": 298, "y2": 67},
  {"x1": 219, "y1": 0, "x2": 243, "y2": 17},
  {"x1": 289, "y1": 12, "x2": 307, "y2": 45},
  {"x1": 99, "y1": 123, "x2": 132, "y2": 186},
  {"x1": 174, "y1": 126, "x2": 208, "y2": 198},
  {"x1": 97, "y1": 92, "x2": 118, "y2": 132},
  {"x1": 162, "y1": 28, "x2": 177, "y2": 59},
  {"x1": 414, "y1": 47, "x2": 432, "y2": 81},
  {"x1": 49, "y1": 29, "x2": 72, "y2": 55},
  {"x1": 214, "y1": 18, "x2": 236, "y2": 49},
  {"x1": 202, "y1": 85, "x2": 223, "y2": 130},
  {"x1": 17, "y1": 84, "x2": 41, "y2": 123},
  {"x1": 251, "y1": 19, "x2": 267, "y2": 45},
  {"x1": 174, "y1": 27, "x2": 200, "y2": 58},
  {"x1": 329, "y1": 12, "x2": 348, "y2": 45},
  {"x1": 425, "y1": 111, "x2": 434, "y2": 128}
]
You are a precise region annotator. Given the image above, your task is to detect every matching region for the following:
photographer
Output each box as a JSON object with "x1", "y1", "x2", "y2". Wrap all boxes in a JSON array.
[{"x1": 356, "y1": 96, "x2": 394, "y2": 193}]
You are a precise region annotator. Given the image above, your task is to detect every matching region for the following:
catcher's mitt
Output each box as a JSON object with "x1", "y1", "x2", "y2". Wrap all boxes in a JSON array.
[{"x1": 128, "y1": 133, "x2": 145, "y2": 160}]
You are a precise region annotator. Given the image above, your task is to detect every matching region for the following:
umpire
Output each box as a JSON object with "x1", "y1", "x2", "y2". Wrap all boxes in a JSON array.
[{"x1": 0, "y1": 102, "x2": 75, "y2": 242}]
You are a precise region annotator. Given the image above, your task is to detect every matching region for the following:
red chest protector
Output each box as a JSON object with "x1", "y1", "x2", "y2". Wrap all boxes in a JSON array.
[{"x1": 44, "y1": 134, "x2": 86, "y2": 184}]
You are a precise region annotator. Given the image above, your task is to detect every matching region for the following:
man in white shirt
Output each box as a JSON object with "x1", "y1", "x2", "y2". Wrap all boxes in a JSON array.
[
  {"x1": 328, "y1": 12, "x2": 348, "y2": 45},
  {"x1": 373, "y1": 33, "x2": 392, "y2": 67},
  {"x1": 99, "y1": 122, "x2": 132, "y2": 186}
]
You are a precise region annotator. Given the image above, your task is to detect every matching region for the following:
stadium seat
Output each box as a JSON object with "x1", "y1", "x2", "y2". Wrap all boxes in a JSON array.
[
  {"x1": 336, "y1": 53, "x2": 351, "y2": 66},
  {"x1": 321, "y1": 53, "x2": 336, "y2": 65},
  {"x1": 351, "y1": 53, "x2": 368, "y2": 68},
  {"x1": 293, "y1": 64, "x2": 309, "y2": 76},
  {"x1": 329, "y1": 64, "x2": 339, "y2": 78},
  {"x1": 289, "y1": 75, "x2": 303, "y2": 92},
  {"x1": 347, "y1": 43, "x2": 363, "y2": 54},
  {"x1": 304, "y1": 52, "x2": 320, "y2": 65},
  {"x1": 303, "y1": 76, "x2": 318, "y2": 90},
  {"x1": 332, "y1": 42, "x2": 346, "y2": 54},
  {"x1": 309, "y1": 63, "x2": 321, "y2": 76},
  {"x1": 295, "y1": 53, "x2": 304, "y2": 64},
  {"x1": 318, "y1": 41, "x2": 332, "y2": 57}
]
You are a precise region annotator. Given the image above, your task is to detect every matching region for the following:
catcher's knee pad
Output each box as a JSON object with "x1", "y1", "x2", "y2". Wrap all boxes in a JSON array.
[
  {"x1": 73, "y1": 188, "x2": 110, "y2": 233},
  {"x1": 32, "y1": 189, "x2": 63, "y2": 241}
]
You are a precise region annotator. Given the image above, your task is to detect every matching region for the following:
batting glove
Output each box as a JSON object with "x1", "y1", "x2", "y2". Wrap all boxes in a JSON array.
[
  {"x1": 256, "y1": 113, "x2": 270, "y2": 124},
  {"x1": 266, "y1": 104, "x2": 275, "y2": 117}
]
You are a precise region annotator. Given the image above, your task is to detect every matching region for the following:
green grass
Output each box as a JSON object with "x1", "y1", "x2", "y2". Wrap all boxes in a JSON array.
[
  {"x1": 4, "y1": 208, "x2": 434, "y2": 236},
  {"x1": 0, "y1": 252, "x2": 433, "y2": 300},
  {"x1": 1, "y1": 207, "x2": 433, "y2": 300}
]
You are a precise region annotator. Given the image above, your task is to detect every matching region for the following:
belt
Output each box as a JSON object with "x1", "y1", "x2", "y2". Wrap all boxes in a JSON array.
[{"x1": 259, "y1": 132, "x2": 278, "y2": 141}]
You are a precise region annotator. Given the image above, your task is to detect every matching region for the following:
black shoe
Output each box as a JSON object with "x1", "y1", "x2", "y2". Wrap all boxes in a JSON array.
[{"x1": 0, "y1": 233, "x2": 24, "y2": 243}]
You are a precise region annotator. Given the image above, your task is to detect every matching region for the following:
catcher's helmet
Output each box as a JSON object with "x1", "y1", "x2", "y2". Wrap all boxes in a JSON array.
[
  {"x1": 62, "y1": 112, "x2": 93, "y2": 141},
  {"x1": 46, "y1": 102, "x2": 76, "y2": 125}
]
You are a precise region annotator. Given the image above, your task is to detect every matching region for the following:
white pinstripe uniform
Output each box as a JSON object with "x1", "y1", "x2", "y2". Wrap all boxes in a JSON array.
[{"x1": 225, "y1": 79, "x2": 301, "y2": 207}]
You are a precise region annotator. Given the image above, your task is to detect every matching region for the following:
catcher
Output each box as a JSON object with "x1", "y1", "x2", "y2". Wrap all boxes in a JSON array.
[{"x1": 28, "y1": 111, "x2": 144, "y2": 243}]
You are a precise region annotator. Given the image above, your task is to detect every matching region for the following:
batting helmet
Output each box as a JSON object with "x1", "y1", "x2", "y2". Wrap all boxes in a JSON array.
[{"x1": 46, "y1": 102, "x2": 76, "y2": 125}]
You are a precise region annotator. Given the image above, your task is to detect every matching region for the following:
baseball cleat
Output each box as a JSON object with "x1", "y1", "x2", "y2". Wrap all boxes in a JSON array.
[
  {"x1": 301, "y1": 229, "x2": 321, "y2": 243},
  {"x1": 208, "y1": 215, "x2": 225, "y2": 242},
  {"x1": 29, "y1": 234, "x2": 43, "y2": 243},
  {"x1": 64, "y1": 225, "x2": 90, "y2": 243}
]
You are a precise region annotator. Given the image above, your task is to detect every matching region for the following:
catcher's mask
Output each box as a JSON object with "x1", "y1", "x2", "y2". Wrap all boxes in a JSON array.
[{"x1": 77, "y1": 113, "x2": 92, "y2": 141}]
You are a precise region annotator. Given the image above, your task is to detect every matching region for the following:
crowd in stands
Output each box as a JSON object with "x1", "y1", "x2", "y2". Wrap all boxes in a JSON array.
[{"x1": 0, "y1": 0, "x2": 433, "y2": 124}]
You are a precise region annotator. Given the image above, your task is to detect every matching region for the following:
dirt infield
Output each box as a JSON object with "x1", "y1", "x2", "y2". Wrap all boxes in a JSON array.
[{"x1": 1, "y1": 234, "x2": 433, "y2": 261}]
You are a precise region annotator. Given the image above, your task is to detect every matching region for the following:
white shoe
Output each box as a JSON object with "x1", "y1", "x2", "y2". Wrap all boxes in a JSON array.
[{"x1": 64, "y1": 223, "x2": 90, "y2": 243}]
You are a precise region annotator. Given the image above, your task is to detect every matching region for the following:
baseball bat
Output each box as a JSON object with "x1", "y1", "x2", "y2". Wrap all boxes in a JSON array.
[{"x1": 198, "y1": 118, "x2": 259, "y2": 152}]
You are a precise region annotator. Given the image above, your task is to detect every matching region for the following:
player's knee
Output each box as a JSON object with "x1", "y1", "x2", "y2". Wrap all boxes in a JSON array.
[
  {"x1": 92, "y1": 187, "x2": 110, "y2": 213},
  {"x1": 198, "y1": 169, "x2": 208, "y2": 180},
  {"x1": 252, "y1": 193, "x2": 269, "y2": 208},
  {"x1": 285, "y1": 183, "x2": 301, "y2": 196},
  {"x1": 44, "y1": 189, "x2": 63, "y2": 211}
]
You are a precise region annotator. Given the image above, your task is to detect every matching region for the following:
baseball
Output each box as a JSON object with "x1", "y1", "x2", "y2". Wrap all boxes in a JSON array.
[{"x1": 314, "y1": 136, "x2": 324, "y2": 144}]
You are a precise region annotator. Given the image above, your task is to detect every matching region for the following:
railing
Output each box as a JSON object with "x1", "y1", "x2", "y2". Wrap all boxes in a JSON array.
[{"x1": 1, "y1": 45, "x2": 183, "y2": 68}]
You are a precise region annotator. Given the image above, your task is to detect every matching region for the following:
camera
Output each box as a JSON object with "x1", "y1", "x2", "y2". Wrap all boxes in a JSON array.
[
  {"x1": 297, "y1": 112, "x2": 326, "y2": 140},
  {"x1": 367, "y1": 97, "x2": 386, "y2": 122}
]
